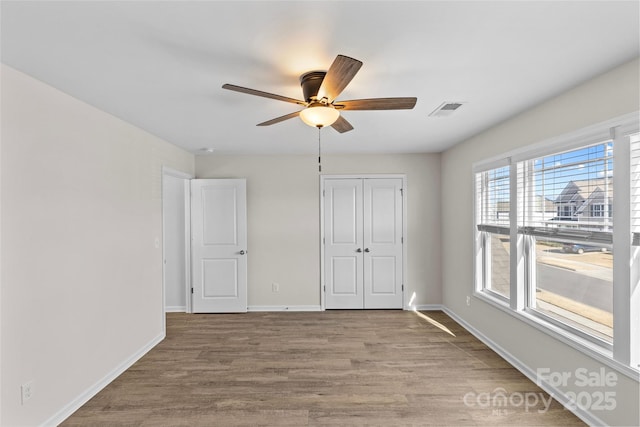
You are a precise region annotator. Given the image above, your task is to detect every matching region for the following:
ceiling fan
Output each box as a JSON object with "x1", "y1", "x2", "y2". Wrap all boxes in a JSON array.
[{"x1": 222, "y1": 54, "x2": 417, "y2": 133}]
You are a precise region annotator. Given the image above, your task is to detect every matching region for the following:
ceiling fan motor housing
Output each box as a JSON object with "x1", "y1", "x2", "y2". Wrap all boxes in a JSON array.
[{"x1": 300, "y1": 71, "x2": 327, "y2": 102}]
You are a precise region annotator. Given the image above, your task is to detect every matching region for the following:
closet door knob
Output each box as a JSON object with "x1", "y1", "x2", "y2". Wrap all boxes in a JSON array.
[
  {"x1": 356, "y1": 248, "x2": 363, "y2": 253},
  {"x1": 364, "y1": 248, "x2": 370, "y2": 253},
  {"x1": 239, "y1": 250, "x2": 246, "y2": 255}
]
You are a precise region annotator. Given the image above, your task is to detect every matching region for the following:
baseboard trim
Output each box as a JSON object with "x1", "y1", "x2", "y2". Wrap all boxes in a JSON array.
[
  {"x1": 441, "y1": 307, "x2": 605, "y2": 427},
  {"x1": 405, "y1": 304, "x2": 444, "y2": 311},
  {"x1": 165, "y1": 305, "x2": 186, "y2": 313},
  {"x1": 43, "y1": 332, "x2": 165, "y2": 426},
  {"x1": 247, "y1": 305, "x2": 322, "y2": 312}
]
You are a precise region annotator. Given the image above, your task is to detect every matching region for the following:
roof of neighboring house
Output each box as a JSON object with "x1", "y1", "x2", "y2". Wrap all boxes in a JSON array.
[
  {"x1": 575, "y1": 186, "x2": 614, "y2": 215},
  {"x1": 555, "y1": 181, "x2": 583, "y2": 204},
  {"x1": 554, "y1": 179, "x2": 613, "y2": 204}
]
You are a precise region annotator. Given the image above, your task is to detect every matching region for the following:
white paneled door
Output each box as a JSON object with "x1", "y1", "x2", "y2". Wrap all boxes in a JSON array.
[
  {"x1": 191, "y1": 179, "x2": 247, "y2": 313},
  {"x1": 324, "y1": 179, "x2": 364, "y2": 309},
  {"x1": 324, "y1": 178, "x2": 404, "y2": 309}
]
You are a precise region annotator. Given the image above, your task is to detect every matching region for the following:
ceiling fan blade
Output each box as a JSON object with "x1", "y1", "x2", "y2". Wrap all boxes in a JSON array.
[
  {"x1": 331, "y1": 115, "x2": 354, "y2": 133},
  {"x1": 256, "y1": 111, "x2": 301, "y2": 126},
  {"x1": 335, "y1": 97, "x2": 417, "y2": 111},
  {"x1": 222, "y1": 84, "x2": 306, "y2": 106},
  {"x1": 318, "y1": 55, "x2": 363, "y2": 102}
]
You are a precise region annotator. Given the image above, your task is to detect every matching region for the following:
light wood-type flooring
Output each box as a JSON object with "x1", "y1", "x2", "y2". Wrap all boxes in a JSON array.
[{"x1": 62, "y1": 310, "x2": 585, "y2": 426}]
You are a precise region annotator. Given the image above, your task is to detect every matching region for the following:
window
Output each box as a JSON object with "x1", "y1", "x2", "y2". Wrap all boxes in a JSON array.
[
  {"x1": 558, "y1": 205, "x2": 576, "y2": 219},
  {"x1": 590, "y1": 204, "x2": 603, "y2": 217},
  {"x1": 473, "y1": 113, "x2": 639, "y2": 371},
  {"x1": 519, "y1": 141, "x2": 613, "y2": 344},
  {"x1": 590, "y1": 204, "x2": 612, "y2": 217},
  {"x1": 475, "y1": 165, "x2": 511, "y2": 300}
]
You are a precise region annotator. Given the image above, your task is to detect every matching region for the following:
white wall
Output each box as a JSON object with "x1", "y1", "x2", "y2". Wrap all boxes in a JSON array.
[
  {"x1": 195, "y1": 153, "x2": 442, "y2": 309},
  {"x1": 0, "y1": 65, "x2": 195, "y2": 426},
  {"x1": 441, "y1": 58, "x2": 640, "y2": 426}
]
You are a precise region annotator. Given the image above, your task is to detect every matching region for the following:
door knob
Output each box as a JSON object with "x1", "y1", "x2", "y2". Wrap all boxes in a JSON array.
[
  {"x1": 239, "y1": 250, "x2": 246, "y2": 255},
  {"x1": 364, "y1": 248, "x2": 370, "y2": 253},
  {"x1": 356, "y1": 248, "x2": 362, "y2": 253}
]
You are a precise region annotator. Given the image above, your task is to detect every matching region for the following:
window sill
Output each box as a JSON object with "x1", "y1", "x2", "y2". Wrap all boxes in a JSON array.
[{"x1": 473, "y1": 290, "x2": 640, "y2": 381}]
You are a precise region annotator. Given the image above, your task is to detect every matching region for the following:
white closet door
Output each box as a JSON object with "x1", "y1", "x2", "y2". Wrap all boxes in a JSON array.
[
  {"x1": 324, "y1": 177, "x2": 404, "y2": 309},
  {"x1": 324, "y1": 179, "x2": 364, "y2": 309},
  {"x1": 363, "y1": 178, "x2": 403, "y2": 309},
  {"x1": 191, "y1": 179, "x2": 247, "y2": 313}
]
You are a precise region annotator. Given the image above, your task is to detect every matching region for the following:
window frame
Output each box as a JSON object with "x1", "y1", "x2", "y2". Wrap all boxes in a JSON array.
[
  {"x1": 474, "y1": 160, "x2": 512, "y2": 303},
  {"x1": 472, "y1": 111, "x2": 640, "y2": 378},
  {"x1": 519, "y1": 141, "x2": 615, "y2": 348}
]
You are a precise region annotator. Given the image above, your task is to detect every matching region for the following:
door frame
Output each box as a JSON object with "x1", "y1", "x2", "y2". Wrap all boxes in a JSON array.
[
  {"x1": 161, "y1": 166, "x2": 194, "y2": 322},
  {"x1": 320, "y1": 174, "x2": 408, "y2": 310}
]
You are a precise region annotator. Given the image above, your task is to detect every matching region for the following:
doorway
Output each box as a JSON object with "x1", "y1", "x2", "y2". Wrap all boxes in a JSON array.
[
  {"x1": 162, "y1": 173, "x2": 248, "y2": 314},
  {"x1": 162, "y1": 167, "x2": 192, "y2": 313}
]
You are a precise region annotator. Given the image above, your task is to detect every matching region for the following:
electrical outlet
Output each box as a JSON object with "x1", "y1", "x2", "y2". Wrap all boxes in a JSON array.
[
  {"x1": 466, "y1": 296, "x2": 471, "y2": 306},
  {"x1": 272, "y1": 282, "x2": 279, "y2": 293},
  {"x1": 21, "y1": 381, "x2": 34, "y2": 405}
]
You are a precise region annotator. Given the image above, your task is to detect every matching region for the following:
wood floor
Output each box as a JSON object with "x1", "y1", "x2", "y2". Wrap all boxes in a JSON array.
[{"x1": 62, "y1": 310, "x2": 584, "y2": 426}]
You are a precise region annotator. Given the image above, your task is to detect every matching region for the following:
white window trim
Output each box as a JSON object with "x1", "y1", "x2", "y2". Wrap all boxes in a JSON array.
[
  {"x1": 611, "y1": 126, "x2": 635, "y2": 367},
  {"x1": 472, "y1": 112, "x2": 640, "y2": 379},
  {"x1": 473, "y1": 163, "x2": 512, "y2": 301}
]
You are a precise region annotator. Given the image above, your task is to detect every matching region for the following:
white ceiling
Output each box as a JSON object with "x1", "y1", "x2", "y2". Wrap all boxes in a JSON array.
[{"x1": 2, "y1": 1, "x2": 638, "y2": 155}]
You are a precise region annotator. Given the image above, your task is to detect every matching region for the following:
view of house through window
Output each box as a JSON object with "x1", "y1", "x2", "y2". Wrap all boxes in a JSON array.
[
  {"x1": 475, "y1": 118, "x2": 639, "y2": 367},
  {"x1": 520, "y1": 141, "x2": 613, "y2": 343},
  {"x1": 476, "y1": 165, "x2": 510, "y2": 299}
]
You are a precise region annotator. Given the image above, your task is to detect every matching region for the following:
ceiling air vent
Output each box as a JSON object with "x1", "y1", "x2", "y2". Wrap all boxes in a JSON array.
[{"x1": 429, "y1": 102, "x2": 465, "y2": 117}]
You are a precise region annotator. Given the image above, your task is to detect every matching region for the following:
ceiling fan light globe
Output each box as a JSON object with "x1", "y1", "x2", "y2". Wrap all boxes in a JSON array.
[{"x1": 299, "y1": 105, "x2": 340, "y2": 128}]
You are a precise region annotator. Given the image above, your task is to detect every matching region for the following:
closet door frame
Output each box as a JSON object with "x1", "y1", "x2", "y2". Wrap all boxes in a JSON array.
[{"x1": 320, "y1": 174, "x2": 408, "y2": 310}]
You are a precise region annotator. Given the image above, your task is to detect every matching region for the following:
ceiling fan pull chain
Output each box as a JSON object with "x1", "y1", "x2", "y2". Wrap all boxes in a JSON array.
[{"x1": 318, "y1": 125, "x2": 322, "y2": 173}]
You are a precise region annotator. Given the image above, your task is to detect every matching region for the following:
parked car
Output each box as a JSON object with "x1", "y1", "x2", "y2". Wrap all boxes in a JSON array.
[{"x1": 562, "y1": 244, "x2": 607, "y2": 254}]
